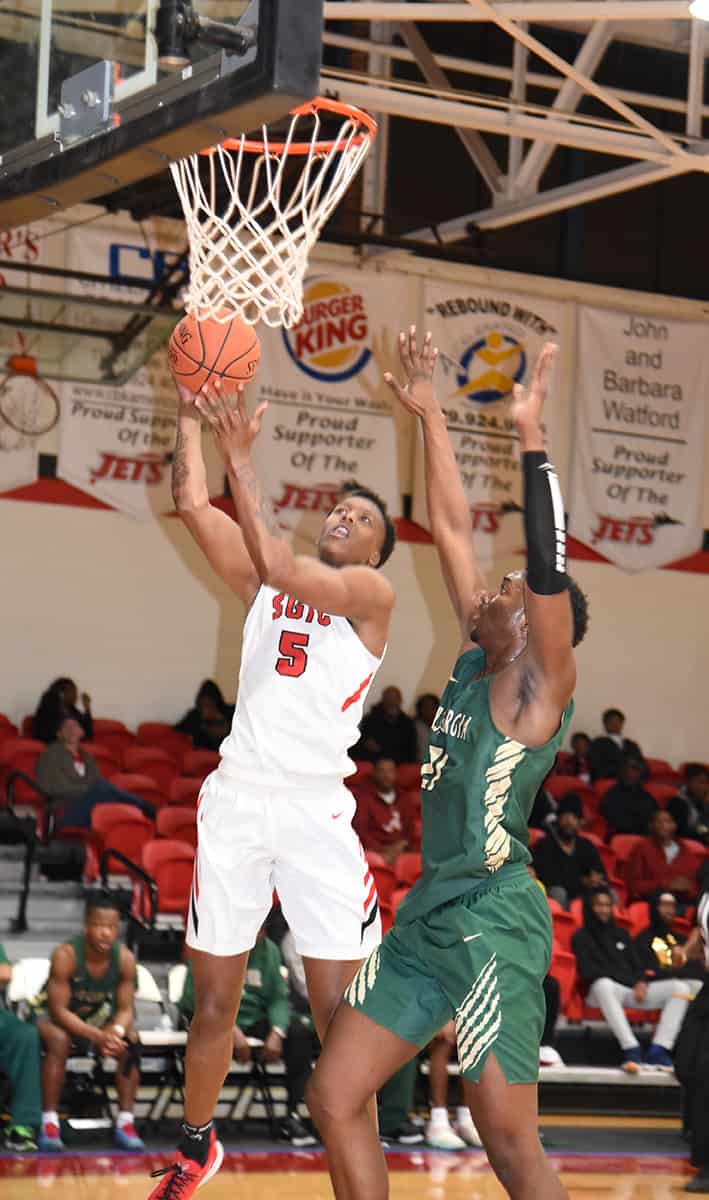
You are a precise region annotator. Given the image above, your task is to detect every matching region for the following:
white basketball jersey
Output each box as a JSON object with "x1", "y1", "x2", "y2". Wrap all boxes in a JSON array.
[{"x1": 219, "y1": 585, "x2": 384, "y2": 785}]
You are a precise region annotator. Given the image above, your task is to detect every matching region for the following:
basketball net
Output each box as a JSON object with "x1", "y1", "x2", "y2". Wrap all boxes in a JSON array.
[{"x1": 170, "y1": 98, "x2": 377, "y2": 329}]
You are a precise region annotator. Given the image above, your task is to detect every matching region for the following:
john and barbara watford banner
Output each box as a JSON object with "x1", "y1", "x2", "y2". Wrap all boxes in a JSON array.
[{"x1": 569, "y1": 306, "x2": 707, "y2": 571}]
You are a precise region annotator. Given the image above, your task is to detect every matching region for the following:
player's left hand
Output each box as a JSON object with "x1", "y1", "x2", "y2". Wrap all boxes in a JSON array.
[
  {"x1": 196, "y1": 379, "x2": 268, "y2": 464},
  {"x1": 384, "y1": 326, "x2": 439, "y2": 419},
  {"x1": 510, "y1": 341, "x2": 557, "y2": 435},
  {"x1": 262, "y1": 1030, "x2": 283, "y2": 1064}
]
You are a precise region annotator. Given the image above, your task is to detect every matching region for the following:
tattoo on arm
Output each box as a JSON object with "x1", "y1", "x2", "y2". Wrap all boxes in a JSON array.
[
  {"x1": 172, "y1": 429, "x2": 189, "y2": 500},
  {"x1": 232, "y1": 462, "x2": 279, "y2": 535}
]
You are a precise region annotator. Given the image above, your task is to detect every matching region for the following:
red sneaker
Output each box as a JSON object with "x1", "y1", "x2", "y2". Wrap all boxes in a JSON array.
[{"x1": 148, "y1": 1129, "x2": 224, "y2": 1198}]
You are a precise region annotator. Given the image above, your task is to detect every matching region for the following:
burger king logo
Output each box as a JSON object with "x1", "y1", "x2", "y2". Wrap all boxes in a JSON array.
[{"x1": 283, "y1": 277, "x2": 371, "y2": 382}]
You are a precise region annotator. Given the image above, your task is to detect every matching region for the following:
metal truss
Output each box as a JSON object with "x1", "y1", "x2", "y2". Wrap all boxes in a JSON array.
[{"x1": 321, "y1": 0, "x2": 709, "y2": 233}]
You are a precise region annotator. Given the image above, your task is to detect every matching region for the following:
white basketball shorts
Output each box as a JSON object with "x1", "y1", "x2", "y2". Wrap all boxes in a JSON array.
[{"x1": 186, "y1": 767, "x2": 382, "y2": 960}]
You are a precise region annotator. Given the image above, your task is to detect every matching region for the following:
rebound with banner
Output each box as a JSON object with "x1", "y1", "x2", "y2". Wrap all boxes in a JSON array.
[
  {"x1": 56, "y1": 222, "x2": 224, "y2": 519},
  {"x1": 412, "y1": 281, "x2": 566, "y2": 564},
  {"x1": 248, "y1": 268, "x2": 412, "y2": 542},
  {"x1": 569, "y1": 306, "x2": 708, "y2": 571}
]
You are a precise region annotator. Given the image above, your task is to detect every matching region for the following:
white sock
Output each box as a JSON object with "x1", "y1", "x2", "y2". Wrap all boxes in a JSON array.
[
  {"x1": 456, "y1": 1106, "x2": 471, "y2": 1123},
  {"x1": 42, "y1": 1111, "x2": 59, "y2": 1127},
  {"x1": 429, "y1": 1106, "x2": 450, "y2": 1126},
  {"x1": 117, "y1": 1111, "x2": 133, "y2": 1127}
]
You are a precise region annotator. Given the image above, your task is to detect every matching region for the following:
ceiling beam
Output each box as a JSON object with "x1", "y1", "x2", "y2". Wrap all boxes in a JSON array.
[
  {"x1": 398, "y1": 20, "x2": 503, "y2": 193},
  {"x1": 323, "y1": 3, "x2": 694, "y2": 23},
  {"x1": 514, "y1": 21, "x2": 612, "y2": 195},
  {"x1": 686, "y1": 19, "x2": 706, "y2": 139}
]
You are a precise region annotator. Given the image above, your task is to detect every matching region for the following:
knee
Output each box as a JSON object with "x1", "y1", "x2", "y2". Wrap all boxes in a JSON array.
[
  {"x1": 591, "y1": 976, "x2": 613, "y2": 999},
  {"x1": 305, "y1": 1068, "x2": 359, "y2": 1127},
  {"x1": 40, "y1": 1024, "x2": 70, "y2": 1059},
  {"x1": 485, "y1": 1129, "x2": 543, "y2": 1191},
  {"x1": 191, "y1": 988, "x2": 238, "y2": 1033}
]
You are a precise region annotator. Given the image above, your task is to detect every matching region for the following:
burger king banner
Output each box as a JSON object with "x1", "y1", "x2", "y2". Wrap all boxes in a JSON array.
[
  {"x1": 569, "y1": 305, "x2": 708, "y2": 571},
  {"x1": 55, "y1": 222, "x2": 224, "y2": 518},
  {"x1": 249, "y1": 267, "x2": 414, "y2": 544},
  {"x1": 412, "y1": 281, "x2": 566, "y2": 565}
]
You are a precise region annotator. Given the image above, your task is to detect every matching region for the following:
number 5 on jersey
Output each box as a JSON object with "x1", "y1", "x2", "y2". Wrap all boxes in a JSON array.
[{"x1": 276, "y1": 630, "x2": 310, "y2": 678}]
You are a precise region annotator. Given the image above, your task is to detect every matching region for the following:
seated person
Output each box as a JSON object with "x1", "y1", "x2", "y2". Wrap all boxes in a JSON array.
[
  {"x1": 0, "y1": 945, "x2": 41, "y2": 1151},
  {"x1": 589, "y1": 708, "x2": 643, "y2": 781},
  {"x1": 600, "y1": 754, "x2": 657, "y2": 839},
  {"x1": 634, "y1": 892, "x2": 706, "y2": 985},
  {"x1": 351, "y1": 757, "x2": 417, "y2": 865},
  {"x1": 669, "y1": 764, "x2": 709, "y2": 842},
  {"x1": 178, "y1": 927, "x2": 316, "y2": 1147},
  {"x1": 674, "y1": 891, "x2": 709, "y2": 1194},
  {"x1": 413, "y1": 693, "x2": 439, "y2": 764},
  {"x1": 33, "y1": 677, "x2": 93, "y2": 744},
  {"x1": 559, "y1": 732, "x2": 592, "y2": 784},
  {"x1": 424, "y1": 1020, "x2": 482, "y2": 1151},
  {"x1": 36, "y1": 717, "x2": 155, "y2": 829},
  {"x1": 539, "y1": 975, "x2": 565, "y2": 1069},
  {"x1": 528, "y1": 784, "x2": 557, "y2": 832},
  {"x1": 174, "y1": 680, "x2": 233, "y2": 751},
  {"x1": 354, "y1": 686, "x2": 418, "y2": 764},
  {"x1": 532, "y1": 793, "x2": 606, "y2": 908},
  {"x1": 626, "y1": 810, "x2": 699, "y2": 903},
  {"x1": 572, "y1": 886, "x2": 703, "y2": 1073},
  {"x1": 36, "y1": 894, "x2": 143, "y2": 1152}
]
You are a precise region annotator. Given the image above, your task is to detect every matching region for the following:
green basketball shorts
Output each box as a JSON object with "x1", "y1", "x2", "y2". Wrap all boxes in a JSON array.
[{"x1": 343, "y1": 871, "x2": 551, "y2": 1084}]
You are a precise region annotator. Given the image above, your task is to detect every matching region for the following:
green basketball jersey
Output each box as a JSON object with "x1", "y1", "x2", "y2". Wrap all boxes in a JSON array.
[
  {"x1": 398, "y1": 646, "x2": 573, "y2": 924},
  {"x1": 68, "y1": 935, "x2": 121, "y2": 1028}
]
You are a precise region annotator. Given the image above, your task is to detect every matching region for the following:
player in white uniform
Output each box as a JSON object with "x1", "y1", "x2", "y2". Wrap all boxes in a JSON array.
[{"x1": 148, "y1": 381, "x2": 396, "y2": 1199}]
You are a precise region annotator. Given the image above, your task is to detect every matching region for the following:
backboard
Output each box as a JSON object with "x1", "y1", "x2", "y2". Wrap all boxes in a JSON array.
[{"x1": 0, "y1": 0, "x2": 324, "y2": 228}]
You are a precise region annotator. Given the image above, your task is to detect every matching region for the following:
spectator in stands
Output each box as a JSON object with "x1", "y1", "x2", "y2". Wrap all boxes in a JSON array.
[
  {"x1": 674, "y1": 892, "x2": 709, "y2": 1194},
  {"x1": 413, "y1": 693, "x2": 439, "y2": 764},
  {"x1": 355, "y1": 686, "x2": 417, "y2": 764},
  {"x1": 633, "y1": 893, "x2": 705, "y2": 986},
  {"x1": 626, "y1": 810, "x2": 699, "y2": 904},
  {"x1": 669, "y1": 764, "x2": 709, "y2": 841},
  {"x1": 532, "y1": 793, "x2": 606, "y2": 908},
  {"x1": 539, "y1": 976, "x2": 565, "y2": 1068},
  {"x1": 560, "y1": 732, "x2": 592, "y2": 784},
  {"x1": 572, "y1": 886, "x2": 703, "y2": 1072},
  {"x1": 0, "y1": 944, "x2": 41, "y2": 1151},
  {"x1": 351, "y1": 756, "x2": 416, "y2": 865},
  {"x1": 32, "y1": 677, "x2": 93, "y2": 745},
  {"x1": 425, "y1": 1021, "x2": 482, "y2": 1150},
  {"x1": 600, "y1": 753, "x2": 657, "y2": 839},
  {"x1": 179, "y1": 928, "x2": 316, "y2": 1147},
  {"x1": 589, "y1": 708, "x2": 643, "y2": 781},
  {"x1": 35, "y1": 893, "x2": 144, "y2": 1151},
  {"x1": 528, "y1": 783, "x2": 557, "y2": 831},
  {"x1": 174, "y1": 680, "x2": 233, "y2": 750},
  {"x1": 36, "y1": 716, "x2": 156, "y2": 829}
]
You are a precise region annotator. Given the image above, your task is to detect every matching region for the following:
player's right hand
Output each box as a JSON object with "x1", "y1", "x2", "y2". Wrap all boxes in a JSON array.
[
  {"x1": 232, "y1": 1026, "x2": 252, "y2": 1064},
  {"x1": 383, "y1": 326, "x2": 439, "y2": 419}
]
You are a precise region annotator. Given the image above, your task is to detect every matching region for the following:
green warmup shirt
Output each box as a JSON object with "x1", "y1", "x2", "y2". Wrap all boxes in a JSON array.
[
  {"x1": 0, "y1": 943, "x2": 9, "y2": 968},
  {"x1": 180, "y1": 936, "x2": 291, "y2": 1032},
  {"x1": 36, "y1": 935, "x2": 122, "y2": 1028},
  {"x1": 398, "y1": 645, "x2": 573, "y2": 924}
]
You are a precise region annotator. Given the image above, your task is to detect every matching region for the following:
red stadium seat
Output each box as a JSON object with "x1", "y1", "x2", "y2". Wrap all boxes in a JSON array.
[
  {"x1": 397, "y1": 763, "x2": 421, "y2": 789},
  {"x1": 394, "y1": 852, "x2": 422, "y2": 888},
  {"x1": 1, "y1": 739, "x2": 46, "y2": 809},
  {"x1": 610, "y1": 834, "x2": 645, "y2": 869},
  {"x1": 550, "y1": 909, "x2": 577, "y2": 953},
  {"x1": 81, "y1": 741, "x2": 121, "y2": 775},
  {"x1": 182, "y1": 750, "x2": 220, "y2": 779},
  {"x1": 549, "y1": 947, "x2": 577, "y2": 1013},
  {"x1": 123, "y1": 746, "x2": 180, "y2": 794},
  {"x1": 142, "y1": 839, "x2": 195, "y2": 916},
  {"x1": 137, "y1": 723, "x2": 192, "y2": 757},
  {"x1": 156, "y1": 805, "x2": 198, "y2": 848},
  {"x1": 380, "y1": 901, "x2": 394, "y2": 935},
  {"x1": 528, "y1": 827, "x2": 544, "y2": 847},
  {"x1": 20, "y1": 715, "x2": 34, "y2": 738},
  {"x1": 626, "y1": 901, "x2": 650, "y2": 936},
  {"x1": 593, "y1": 778, "x2": 616, "y2": 799},
  {"x1": 644, "y1": 782, "x2": 679, "y2": 808},
  {"x1": 371, "y1": 864, "x2": 396, "y2": 906},
  {"x1": 168, "y1": 776, "x2": 203, "y2": 807},
  {"x1": 645, "y1": 757, "x2": 674, "y2": 780},
  {"x1": 107, "y1": 772, "x2": 164, "y2": 810},
  {"x1": 552, "y1": 750, "x2": 573, "y2": 773},
  {"x1": 391, "y1": 885, "x2": 410, "y2": 913},
  {"x1": 91, "y1": 804, "x2": 154, "y2": 874},
  {"x1": 92, "y1": 719, "x2": 136, "y2": 760}
]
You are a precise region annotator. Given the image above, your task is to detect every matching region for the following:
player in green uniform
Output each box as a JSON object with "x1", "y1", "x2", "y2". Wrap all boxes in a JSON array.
[{"x1": 306, "y1": 332, "x2": 589, "y2": 1200}]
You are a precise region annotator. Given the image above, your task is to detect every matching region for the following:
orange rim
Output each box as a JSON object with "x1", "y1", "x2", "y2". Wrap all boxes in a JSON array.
[
  {"x1": 199, "y1": 96, "x2": 377, "y2": 158},
  {"x1": 5, "y1": 353, "x2": 38, "y2": 378}
]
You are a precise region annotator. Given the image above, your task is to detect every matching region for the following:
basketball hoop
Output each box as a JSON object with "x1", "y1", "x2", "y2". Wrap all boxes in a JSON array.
[
  {"x1": 170, "y1": 97, "x2": 377, "y2": 329},
  {"x1": 0, "y1": 353, "x2": 60, "y2": 438}
]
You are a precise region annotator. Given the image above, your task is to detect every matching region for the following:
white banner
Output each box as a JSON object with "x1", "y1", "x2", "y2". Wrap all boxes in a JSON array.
[
  {"x1": 569, "y1": 306, "x2": 708, "y2": 571},
  {"x1": 56, "y1": 223, "x2": 223, "y2": 518},
  {"x1": 249, "y1": 267, "x2": 413, "y2": 543},
  {"x1": 412, "y1": 282, "x2": 566, "y2": 565}
]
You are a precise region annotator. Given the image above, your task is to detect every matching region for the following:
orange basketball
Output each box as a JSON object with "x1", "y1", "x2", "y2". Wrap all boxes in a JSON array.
[{"x1": 167, "y1": 311, "x2": 261, "y2": 394}]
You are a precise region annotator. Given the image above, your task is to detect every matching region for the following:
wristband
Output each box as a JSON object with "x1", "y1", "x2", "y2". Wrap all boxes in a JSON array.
[
  {"x1": 271, "y1": 1026, "x2": 286, "y2": 1039},
  {"x1": 112, "y1": 1023, "x2": 126, "y2": 1037}
]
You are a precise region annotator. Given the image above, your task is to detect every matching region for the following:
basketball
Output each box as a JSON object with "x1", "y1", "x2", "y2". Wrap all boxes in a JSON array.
[{"x1": 167, "y1": 311, "x2": 261, "y2": 394}]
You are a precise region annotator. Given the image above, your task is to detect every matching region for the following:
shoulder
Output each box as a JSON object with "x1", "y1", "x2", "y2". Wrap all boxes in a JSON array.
[
  {"x1": 118, "y1": 945, "x2": 136, "y2": 978},
  {"x1": 51, "y1": 942, "x2": 76, "y2": 976}
]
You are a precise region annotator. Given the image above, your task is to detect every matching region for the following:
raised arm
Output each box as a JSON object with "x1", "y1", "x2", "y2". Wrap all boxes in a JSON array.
[
  {"x1": 196, "y1": 384, "x2": 394, "y2": 633},
  {"x1": 384, "y1": 328, "x2": 486, "y2": 640},
  {"x1": 171, "y1": 386, "x2": 260, "y2": 607},
  {"x1": 512, "y1": 343, "x2": 576, "y2": 698}
]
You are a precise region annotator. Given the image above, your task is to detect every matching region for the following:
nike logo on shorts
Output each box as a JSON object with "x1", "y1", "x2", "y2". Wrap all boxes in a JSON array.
[
  {"x1": 332, "y1": 811, "x2": 344, "y2": 820},
  {"x1": 463, "y1": 933, "x2": 482, "y2": 942}
]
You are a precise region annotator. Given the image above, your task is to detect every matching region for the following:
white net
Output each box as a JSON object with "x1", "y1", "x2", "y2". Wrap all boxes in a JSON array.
[{"x1": 170, "y1": 99, "x2": 376, "y2": 329}]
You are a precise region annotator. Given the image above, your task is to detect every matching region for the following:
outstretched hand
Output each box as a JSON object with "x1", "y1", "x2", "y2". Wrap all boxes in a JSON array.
[
  {"x1": 510, "y1": 341, "x2": 557, "y2": 436},
  {"x1": 195, "y1": 379, "x2": 268, "y2": 465},
  {"x1": 383, "y1": 326, "x2": 439, "y2": 420}
]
